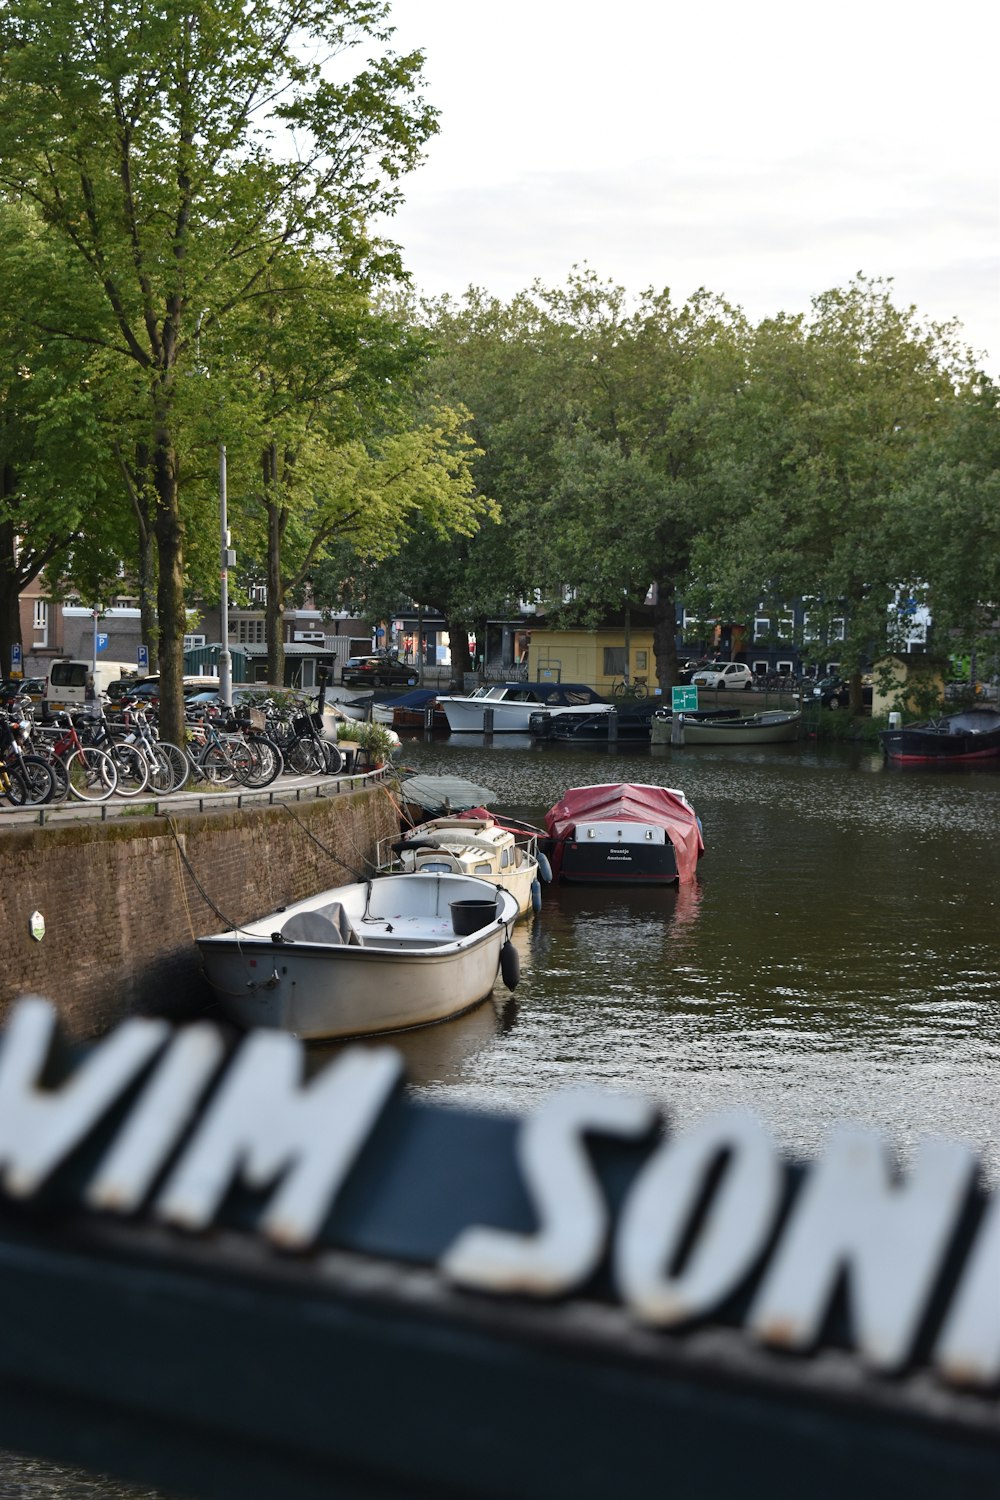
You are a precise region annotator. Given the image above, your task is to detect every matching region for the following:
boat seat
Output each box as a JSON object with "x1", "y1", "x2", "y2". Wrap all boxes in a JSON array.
[{"x1": 280, "y1": 903, "x2": 361, "y2": 945}]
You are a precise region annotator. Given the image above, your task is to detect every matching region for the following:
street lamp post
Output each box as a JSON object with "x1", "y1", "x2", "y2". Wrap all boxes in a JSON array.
[{"x1": 219, "y1": 444, "x2": 233, "y2": 708}]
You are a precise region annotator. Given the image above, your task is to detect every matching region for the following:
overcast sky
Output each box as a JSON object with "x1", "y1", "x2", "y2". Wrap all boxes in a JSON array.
[{"x1": 380, "y1": 0, "x2": 999, "y2": 374}]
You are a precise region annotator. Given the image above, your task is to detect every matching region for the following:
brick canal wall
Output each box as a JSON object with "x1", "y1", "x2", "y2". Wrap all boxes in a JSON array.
[{"x1": 0, "y1": 786, "x2": 400, "y2": 1039}]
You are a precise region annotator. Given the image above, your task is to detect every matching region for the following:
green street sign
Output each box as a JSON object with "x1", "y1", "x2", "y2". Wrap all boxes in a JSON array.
[{"x1": 672, "y1": 686, "x2": 699, "y2": 712}]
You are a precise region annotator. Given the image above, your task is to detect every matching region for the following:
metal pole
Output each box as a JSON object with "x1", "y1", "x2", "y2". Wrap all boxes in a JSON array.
[{"x1": 219, "y1": 444, "x2": 232, "y2": 708}]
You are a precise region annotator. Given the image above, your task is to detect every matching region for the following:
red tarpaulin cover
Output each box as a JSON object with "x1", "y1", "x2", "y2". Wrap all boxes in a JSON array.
[{"x1": 544, "y1": 783, "x2": 704, "y2": 884}]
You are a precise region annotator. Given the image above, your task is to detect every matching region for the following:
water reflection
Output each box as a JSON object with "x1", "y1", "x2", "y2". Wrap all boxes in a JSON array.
[{"x1": 393, "y1": 732, "x2": 1000, "y2": 1180}]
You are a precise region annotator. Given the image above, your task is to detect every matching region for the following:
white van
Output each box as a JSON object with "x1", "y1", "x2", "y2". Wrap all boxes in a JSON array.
[{"x1": 44, "y1": 660, "x2": 137, "y2": 714}]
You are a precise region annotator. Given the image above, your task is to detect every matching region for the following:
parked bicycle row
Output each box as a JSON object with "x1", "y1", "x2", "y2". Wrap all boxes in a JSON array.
[{"x1": 0, "y1": 689, "x2": 373, "y2": 808}]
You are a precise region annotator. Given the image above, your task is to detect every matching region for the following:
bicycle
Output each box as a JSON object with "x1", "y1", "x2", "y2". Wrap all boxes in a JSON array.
[
  {"x1": 36, "y1": 712, "x2": 119, "y2": 802},
  {"x1": 283, "y1": 706, "x2": 344, "y2": 775},
  {"x1": 74, "y1": 708, "x2": 151, "y2": 797},
  {"x1": 109, "y1": 700, "x2": 189, "y2": 793},
  {"x1": 0, "y1": 711, "x2": 55, "y2": 806},
  {"x1": 185, "y1": 708, "x2": 283, "y2": 789},
  {"x1": 611, "y1": 676, "x2": 649, "y2": 700}
]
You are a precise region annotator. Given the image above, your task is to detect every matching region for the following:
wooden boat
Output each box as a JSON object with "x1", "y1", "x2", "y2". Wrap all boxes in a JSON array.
[
  {"x1": 377, "y1": 815, "x2": 546, "y2": 917},
  {"x1": 652, "y1": 708, "x2": 801, "y2": 745},
  {"x1": 543, "y1": 782, "x2": 704, "y2": 885},
  {"x1": 197, "y1": 872, "x2": 520, "y2": 1040},
  {"x1": 880, "y1": 706, "x2": 1000, "y2": 764},
  {"x1": 436, "y1": 681, "x2": 610, "y2": 733}
]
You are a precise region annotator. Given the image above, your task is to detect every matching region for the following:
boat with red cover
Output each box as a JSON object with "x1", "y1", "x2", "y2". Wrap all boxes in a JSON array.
[
  {"x1": 543, "y1": 782, "x2": 704, "y2": 885},
  {"x1": 879, "y1": 706, "x2": 1000, "y2": 765}
]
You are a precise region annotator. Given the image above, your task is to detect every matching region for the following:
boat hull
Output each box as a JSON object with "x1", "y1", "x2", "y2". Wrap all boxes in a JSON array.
[
  {"x1": 197, "y1": 874, "x2": 518, "y2": 1041},
  {"x1": 654, "y1": 710, "x2": 801, "y2": 745},
  {"x1": 555, "y1": 837, "x2": 679, "y2": 884},
  {"x1": 879, "y1": 708, "x2": 1000, "y2": 764}
]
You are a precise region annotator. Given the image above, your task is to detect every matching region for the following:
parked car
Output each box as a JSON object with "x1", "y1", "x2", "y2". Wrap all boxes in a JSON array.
[
  {"x1": 691, "y1": 661, "x2": 753, "y2": 690},
  {"x1": 341, "y1": 654, "x2": 418, "y2": 688},
  {"x1": 675, "y1": 659, "x2": 711, "y2": 685},
  {"x1": 809, "y1": 674, "x2": 873, "y2": 710},
  {"x1": 0, "y1": 677, "x2": 45, "y2": 709}
]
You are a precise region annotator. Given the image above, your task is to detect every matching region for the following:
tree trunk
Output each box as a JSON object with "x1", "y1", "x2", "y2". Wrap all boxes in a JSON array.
[
  {"x1": 0, "y1": 509, "x2": 23, "y2": 674},
  {"x1": 651, "y1": 578, "x2": 680, "y2": 690},
  {"x1": 134, "y1": 446, "x2": 158, "y2": 666},
  {"x1": 152, "y1": 418, "x2": 186, "y2": 747},
  {"x1": 446, "y1": 617, "x2": 473, "y2": 681}
]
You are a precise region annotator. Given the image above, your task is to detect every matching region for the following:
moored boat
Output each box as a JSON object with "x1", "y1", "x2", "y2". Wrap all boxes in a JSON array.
[
  {"x1": 372, "y1": 688, "x2": 449, "y2": 732},
  {"x1": 197, "y1": 872, "x2": 520, "y2": 1040},
  {"x1": 652, "y1": 708, "x2": 801, "y2": 745},
  {"x1": 437, "y1": 681, "x2": 610, "y2": 733},
  {"x1": 377, "y1": 814, "x2": 547, "y2": 916},
  {"x1": 879, "y1": 706, "x2": 1000, "y2": 764},
  {"x1": 543, "y1": 782, "x2": 704, "y2": 885},
  {"x1": 534, "y1": 698, "x2": 662, "y2": 742}
]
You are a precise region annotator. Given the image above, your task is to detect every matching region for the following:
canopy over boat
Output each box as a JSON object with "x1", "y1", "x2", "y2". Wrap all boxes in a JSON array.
[
  {"x1": 544, "y1": 783, "x2": 704, "y2": 884},
  {"x1": 400, "y1": 774, "x2": 497, "y2": 815}
]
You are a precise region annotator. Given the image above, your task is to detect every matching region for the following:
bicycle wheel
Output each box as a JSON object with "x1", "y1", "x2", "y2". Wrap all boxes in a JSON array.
[
  {"x1": 108, "y1": 741, "x2": 150, "y2": 797},
  {"x1": 322, "y1": 742, "x2": 344, "y2": 774},
  {"x1": 285, "y1": 737, "x2": 324, "y2": 774},
  {"x1": 239, "y1": 735, "x2": 283, "y2": 789},
  {"x1": 3, "y1": 756, "x2": 55, "y2": 805},
  {"x1": 152, "y1": 740, "x2": 190, "y2": 792},
  {"x1": 611, "y1": 681, "x2": 627, "y2": 699},
  {"x1": 41, "y1": 751, "x2": 70, "y2": 803},
  {"x1": 198, "y1": 743, "x2": 237, "y2": 784},
  {"x1": 64, "y1": 746, "x2": 118, "y2": 802},
  {"x1": 633, "y1": 682, "x2": 649, "y2": 700}
]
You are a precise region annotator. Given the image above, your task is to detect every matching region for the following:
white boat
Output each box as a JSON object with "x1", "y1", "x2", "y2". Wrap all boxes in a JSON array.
[
  {"x1": 436, "y1": 681, "x2": 610, "y2": 733},
  {"x1": 197, "y1": 873, "x2": 520, "y2": 1040},
  {"x1": 377, "y1": 815, "x2": 546, "y2": 916}
]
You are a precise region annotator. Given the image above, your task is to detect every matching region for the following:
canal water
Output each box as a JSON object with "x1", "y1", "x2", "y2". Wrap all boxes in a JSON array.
[
  {"x1": 4, "y1": 728, "x2": 998, "y2": 1499},
  {"x1": 324, "y1": 730, "x2": 1000, "y2": 1182}
]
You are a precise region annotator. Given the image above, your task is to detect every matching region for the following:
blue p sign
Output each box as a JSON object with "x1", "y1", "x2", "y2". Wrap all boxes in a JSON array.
[{"x1": 137, "y1": 645, "x2": 149, "y2": 669}]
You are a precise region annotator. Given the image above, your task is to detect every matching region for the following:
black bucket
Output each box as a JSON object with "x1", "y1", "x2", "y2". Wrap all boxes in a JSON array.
[{"x1": 450, "y1": 898, "x2": 499, "y2": 936}]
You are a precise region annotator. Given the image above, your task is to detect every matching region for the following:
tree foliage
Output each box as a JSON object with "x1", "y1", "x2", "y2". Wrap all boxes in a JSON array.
[{"x1": 0, "y1": 0, "x2": 437, "y2": 737}]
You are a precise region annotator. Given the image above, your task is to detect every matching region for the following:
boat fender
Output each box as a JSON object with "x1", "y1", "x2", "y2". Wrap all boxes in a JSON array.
[
  {"x1": 530, "y1": 878, "x2": 542, "y2": 913},
  {"x1": 535, "y1": 849, "x2": 553, "y2": 883},
  {"x1": 500, "y1": 939, "x2": 520, "y2": 991}
]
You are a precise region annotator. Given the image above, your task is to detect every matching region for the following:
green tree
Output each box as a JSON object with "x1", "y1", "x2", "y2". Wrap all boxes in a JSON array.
[
  {"x1": 892, "y1": 374, "x2": 1000, "y2": 673},
  {"x1": 0, "y1": 204, "x2": 129, "y2": 665},
  {"x1": 532, "y1": 271, "x2": 749, "y2": 688},
  {"x1": 698, "y1": 276, "x2": 974, "y2": 707},
  {"x1": 0, "y1": 0, "x2": 437, "y2": 740}
]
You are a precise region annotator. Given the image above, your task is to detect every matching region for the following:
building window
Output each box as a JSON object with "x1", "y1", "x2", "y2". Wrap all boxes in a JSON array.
[
  {"x1": 249, "y1": 584, "x2": 267, "y2": 605},
  {"x1": 777, "y1": 612, "x2": 794, "y2": 641},
  {"x1": 635, "y1": 650, "x2": 648, "y2": 672},
  {"x1": 603, "y1": 646, "x2": 626, "y2": 676},
  {"x1": 753, "y1": 616, "x2": 770, "y2": 641},
  {"x1": 33, "y1": 601, "x2": 48, "y2": 631},
  {"x1": 237, "y1": 619, "x2": 265, "y2": 645},
  {"x1": 183, "y1": 635, "x2": 206, "y2": 650}
]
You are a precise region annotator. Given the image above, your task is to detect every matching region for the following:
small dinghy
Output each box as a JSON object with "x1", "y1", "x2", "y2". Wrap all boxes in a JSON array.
[{"x1": 197, "y1": 873, "x2": 520, "y2": 1040}]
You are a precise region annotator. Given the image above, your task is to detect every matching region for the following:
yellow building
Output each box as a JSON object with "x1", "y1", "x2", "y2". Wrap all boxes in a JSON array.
[
  {"x1": 526, "y1": 624, "x2": 659, "y2": 696},
  {"x1": 871, "y1": 654, "x2": 947, "y2": 717}
]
